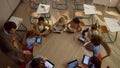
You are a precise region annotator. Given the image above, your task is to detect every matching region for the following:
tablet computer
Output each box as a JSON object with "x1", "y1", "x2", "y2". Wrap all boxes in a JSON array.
[
  {"x1": 45, "y1": 60, "x2": 55, "y2": 68},
  {"x1": 82, "y1": 55, "x2": 90, "y2": 65},
  {"x1": 68, "y1": 59, "x2": 78, "y2": 68},
  {"x1": 78, "y1": 36, "x2": 87, "y2": 43},
  {"x1": 36, "y1": 37, "x2": 42, "y2": 44},
  {"x1": 53, "y1": 30, "x2": 61, "y2": 33}
]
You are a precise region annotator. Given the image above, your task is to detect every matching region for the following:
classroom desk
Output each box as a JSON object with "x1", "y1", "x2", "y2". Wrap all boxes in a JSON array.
[
  {"x1": 104, "y1": 17, "x2": 120, "y2": 43},
  {"x1": 9, "y1": 16, "x2": 27, "y2": 41},
  {"x1": 36, "y1": 4, "x2": 50, "y2": 14},
  {"x1": 31, "y1": 4, "x2": 50, "y2": 23},
  {"x1": 83, "y1": 4, "x2": 96, "y2": 24}
]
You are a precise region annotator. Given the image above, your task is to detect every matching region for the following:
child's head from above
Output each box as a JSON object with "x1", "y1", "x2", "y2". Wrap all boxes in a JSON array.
[
  {"x1": 58, "y1": 15, "x2": 68, "y2": 23},
  {"x1": 72, "y1": 17, "x2": 81, "y2": 24},
  {"x1": 38, "y1": 17, "x2": 45, "y2": 24},
  {"x1": 91, "y1": 23, "x2": 97, "y2": 30},
  {"x1": 31, "y1": 58, "x2": 46, "y2": 68},
  {"x1": 58, "y1": 17, "x2": 65, "y2": 23},
  {"x1": 26, "y1": 30, "x2": 36, "y2": 38},
  {"x1": 90, "y1": 56, "x2": 101, "y2": 68},
  {"x1": 90, "y1": 35, "x2": 102, "y2": 45}
]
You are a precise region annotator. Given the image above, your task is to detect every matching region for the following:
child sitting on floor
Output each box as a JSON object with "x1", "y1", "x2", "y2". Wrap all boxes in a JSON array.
[
  {"x1": 84, "y1": 35, "x2": 102, "y2": 57},
  {"x1": 79, "y1": 23, "x2": 100, "y2": 42},
  {"x1": 33, "y1": 17, "x2": 53, "y2": 37},
  {"x1": 25, "y1": 55, "x2": 48, "y2": 68},
  {"x1": 67, "y1": 17, "x2": 83, "y2": 33},
  {"x1": 26, "y1": 30, "x2": 41, "y2": 52},
  {"x1": 53, "y1": 15, "x2": 68, "y2": 33}
]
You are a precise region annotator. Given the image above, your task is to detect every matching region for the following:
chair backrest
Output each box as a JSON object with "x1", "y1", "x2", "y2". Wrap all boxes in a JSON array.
[
  {"x1": 99, "y1": 25, "x2": 109, "y2": 33},
  {"x1": 74, "y1": 0, "x2": 88, "y2": 4},
  {"x1": 26, "y1": 7, "x2": 32, "y2": 15},
  {"x1": 54, "y1": 0, "x2": 67, "y2": 3},
  {"x1": 101, "y1": 41, "x2": 111, "y2": 61}
]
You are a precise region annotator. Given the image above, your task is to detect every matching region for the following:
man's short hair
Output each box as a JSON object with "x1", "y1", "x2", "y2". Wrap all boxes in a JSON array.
[{"x1": 4, "y1": 21, "x2": 17, "y2": 31}]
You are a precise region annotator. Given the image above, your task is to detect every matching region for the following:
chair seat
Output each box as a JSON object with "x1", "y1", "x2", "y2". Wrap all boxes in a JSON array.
[
  {"x1": 52, "y1": 0, "x2": 68, "y2": 10},
  {"x1": 75, "y1": 11, "x2": 84, "y2": 16},
  {"x1": 100, "y1": 25, "x2": 109, "y2": 33},
  {"x1": 74, "y1": 0, "x2": 85, "y2": 5},
  {"x1": 74, "y1": 11, "x2": 91, "y2": 18},
  {"x1": 54, "y1": 0, "x2": 66, "y2": 4},
  {"x1": 76, "y1": 0, "x2": 83, "y2": 2}
]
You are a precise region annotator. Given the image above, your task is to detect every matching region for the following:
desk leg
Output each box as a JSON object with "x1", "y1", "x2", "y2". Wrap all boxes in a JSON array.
[
  {"x1": 106, "y1": 32, "x2": 118, "y2": 43},
  {"x1": 43, "y1": 15, "x2": 49, "y2": 24},
  {"x1": 16, "y1": 23, "x2": 27, "y2": 41},
  {"x1": 86, "y1": 14, "x2": 93, "y2": 26}
]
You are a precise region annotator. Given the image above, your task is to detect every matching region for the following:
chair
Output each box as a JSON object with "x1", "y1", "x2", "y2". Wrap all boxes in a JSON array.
[
  {"x1": 29, "y1": 1, "x2": 51, "y2": 19},
  {"x1": 74, "y1": 0, "x2": 88, "y2": 10},
  {"x1": 99, "y1": 25, "x2": 109, "y2": 33},
  {"x1": 39, "y1": 0, "x2": 47, "y2": 4},
  {"x1": 43, "y1": 12, "x2": 51, "y2": 20},
  {"x1": 73, "y1": 9, "x2": 93, "y2": 26},
  {"x1": 99, "y1": 25, "x2": 113, "y2": 43},
  {"x1": 29, "y1": 0, "x2": 39, "y2": 9},
  {"x1": 52, "y1": 0, "x2": 68, "y2": 10},
  {"x1": 26, "y1": 7, "x2": 38, "y2": 25},
  {"x1": 29, "y1": 0, "x2": 47, "y2": 9}
]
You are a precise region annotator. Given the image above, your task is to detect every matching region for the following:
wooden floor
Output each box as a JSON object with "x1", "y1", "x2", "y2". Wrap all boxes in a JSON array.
[{"x1": 12, "y1": 0, "x2": 120, "y2": 68}]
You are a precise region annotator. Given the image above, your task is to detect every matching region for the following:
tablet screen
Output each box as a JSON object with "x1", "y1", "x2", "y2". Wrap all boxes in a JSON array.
[
  {"x1": 37, "y1": 38, "x2": 41, "y2": 43},
  {"x1": 79, "y1": 37, "x2": 86, "y2": 42},
  {"x1": 45, "y1": 60, "x2": 54, "y2": 68},
  {"x1": 53, "y1": 30, "x2": 61, "y2": 33},
  {"x1": 68, "y1": 60, "x2": 78, "y2": 68},
  {"x1": 82, "y1": 55, "x2": 90, "y2": 65},
  {"x1": 36, "y1": 37, "x2": 42, "y2": 44}
]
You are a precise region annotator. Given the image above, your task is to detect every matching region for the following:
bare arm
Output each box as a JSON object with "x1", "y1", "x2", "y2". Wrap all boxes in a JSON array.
[
  {"x1": 33, "y1": 23, "x2": 40, "y2": 34},
  {"x1": 83, "y1": 41, "x2": 91, "y2": 46},
  {"x1": 44, "y1": 22, "x2": 53, "y2": 30},
  {"x1": 77, "y1": 23, "x2": 82, "y2": 32}
]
